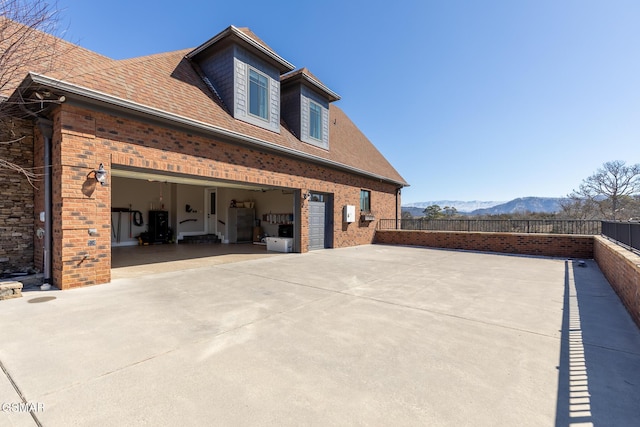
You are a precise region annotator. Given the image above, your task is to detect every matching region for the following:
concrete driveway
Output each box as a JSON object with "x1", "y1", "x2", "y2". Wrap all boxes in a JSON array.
[{"x1": 1, "y1": 245, "x2": 639, "y2": 426}]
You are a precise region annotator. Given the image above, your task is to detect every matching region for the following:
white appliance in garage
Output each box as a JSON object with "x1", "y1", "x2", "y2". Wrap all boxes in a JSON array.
[{"x1": 266, "y1": 237, "x2": 293, "y2": 253}]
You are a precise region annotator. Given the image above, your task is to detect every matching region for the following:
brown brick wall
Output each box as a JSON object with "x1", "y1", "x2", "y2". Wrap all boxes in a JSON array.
[
  {"x1": 0, "y1": 118, "x2": 35, "y2": 274},
  {"x1": 594, "y1": 236, "x2": 640, "y2": 329},
  {"x1": 52, "y1": 104, "x2": 400, "y2": 289},
  {"x1": 374, "y1": 230, "x2": 594, "y2": 259}
]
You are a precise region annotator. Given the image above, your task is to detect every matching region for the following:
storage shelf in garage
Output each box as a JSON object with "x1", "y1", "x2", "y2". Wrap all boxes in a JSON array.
[{"x1": 262, "y1": 213, "x2": 294, "y2": 224}]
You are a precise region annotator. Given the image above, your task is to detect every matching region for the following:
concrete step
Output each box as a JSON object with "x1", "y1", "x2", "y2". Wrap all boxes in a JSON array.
[{"x1": 179, "y1": 234, "x2": 221, "y2": 244}]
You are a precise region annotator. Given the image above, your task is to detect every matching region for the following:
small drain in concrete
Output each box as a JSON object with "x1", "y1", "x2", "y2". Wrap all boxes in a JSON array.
[{"x1": 27, "y1": 296, "x2": 57, "y2": 304}]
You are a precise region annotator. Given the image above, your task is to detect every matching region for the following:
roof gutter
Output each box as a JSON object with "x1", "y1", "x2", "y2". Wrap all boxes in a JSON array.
[{"x1": 28, "y1": 73, "x2": 407, "y2": 187}]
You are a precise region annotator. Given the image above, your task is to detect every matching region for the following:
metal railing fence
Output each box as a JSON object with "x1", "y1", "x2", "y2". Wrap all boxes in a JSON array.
[
  {"x1": 601, "y1": 221, "x2": 640, "y2": 253},
  {"x1": 377, "y1": 219, "x2": 602, "y2": 235}
]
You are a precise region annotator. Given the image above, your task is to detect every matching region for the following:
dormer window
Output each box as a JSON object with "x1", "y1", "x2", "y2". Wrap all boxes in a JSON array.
[
  {"x1": 280, "y1": 68, "x2": 340, "y2": 150},
  {"x1": 249, "y1": 68, "x2": 269, "y2": 121},
  {"x1": 186, "y1": 26, "x2": 294, "y2": 133},
  {"x1": 309, "y1": 101, "x2": 323, "y2": 140}
]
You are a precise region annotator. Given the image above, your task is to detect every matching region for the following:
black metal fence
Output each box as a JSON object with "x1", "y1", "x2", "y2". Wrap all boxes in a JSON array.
[
  {"x1": 378, "y1": 219, "x2": 602, "y2": 235},
  {"x1": 601, "y1": 221, "x2": 640, "y2": 253}
]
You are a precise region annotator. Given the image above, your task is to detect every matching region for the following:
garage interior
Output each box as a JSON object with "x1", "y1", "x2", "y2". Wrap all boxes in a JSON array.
[{"x1": 110, "y1": 167, "x2": 311, "y2": 271}]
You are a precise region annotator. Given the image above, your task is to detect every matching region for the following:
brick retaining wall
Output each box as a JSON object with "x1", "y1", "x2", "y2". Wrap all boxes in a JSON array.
[
  {"x1": 374, "y1": 230, "x2": 594, "y2": 259},
  {"x1": 594, "y1": 236, "x2": 640, "y2": 329}
]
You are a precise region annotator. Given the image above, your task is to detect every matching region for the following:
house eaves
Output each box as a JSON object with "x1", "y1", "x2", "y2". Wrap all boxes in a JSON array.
[
  {"x1": 26, "y1": 72, "x2": 407, "y2": 187},
  {"x1": 185, "y1": 25, "x2": 295, "y2": 74},
  {"x1": 281, "y1": 69, "x2": 341, "y2": 103}
]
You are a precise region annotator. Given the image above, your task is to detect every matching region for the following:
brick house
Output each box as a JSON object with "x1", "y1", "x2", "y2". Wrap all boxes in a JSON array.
[{"x1": 1, "y1": 23, "x2": 407, "y2": 289}]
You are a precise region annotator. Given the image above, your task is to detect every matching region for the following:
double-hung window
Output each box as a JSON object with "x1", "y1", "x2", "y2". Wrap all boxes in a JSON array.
[
  {"x1": 249, "y1": 68, "x2": 269, "y2": 120},
  {"x1": 309, "y1": 101, "x2": 322, "y2": 140},
  {"x1": 360, "y1": 190, "x2": 371, "y2": 212}
]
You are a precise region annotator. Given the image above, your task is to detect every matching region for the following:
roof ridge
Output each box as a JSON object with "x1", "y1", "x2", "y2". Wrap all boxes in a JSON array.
[
  {"x1": 235, "y1": 27, "x2": 276, "y2": 54},
  {"x1": 115, "y1": 48, "x2": 194, "y2": 64}
]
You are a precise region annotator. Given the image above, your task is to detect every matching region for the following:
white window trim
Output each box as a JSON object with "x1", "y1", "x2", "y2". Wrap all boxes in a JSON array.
[
  {"x1": 309, "y1": 100, "x2": 323, "y2": 141},
  {"x1": 248, "y1": 67, "x2": 270, "y2": 122}
]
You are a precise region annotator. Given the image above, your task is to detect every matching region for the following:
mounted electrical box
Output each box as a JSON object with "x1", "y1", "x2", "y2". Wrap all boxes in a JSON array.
[{"x1": 343, "y1": 205, "x2": 356, "y2": 223}]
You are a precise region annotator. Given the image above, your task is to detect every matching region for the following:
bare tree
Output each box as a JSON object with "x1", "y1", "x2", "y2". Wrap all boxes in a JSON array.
[
  {"x1": 559, "y1": 195, "x2": 600, "y2": 220},
  {"x1": 563, "y1": 160, "x2": 640, "y2": 220},
  {"x1": 0, "y1": 0, "x2": 62, "y2": 184}
]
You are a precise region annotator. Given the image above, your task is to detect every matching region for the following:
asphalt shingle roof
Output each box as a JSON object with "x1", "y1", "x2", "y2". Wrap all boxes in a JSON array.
[{"x1": 2, "y1": 19, "x2": 407, "y2": 186}]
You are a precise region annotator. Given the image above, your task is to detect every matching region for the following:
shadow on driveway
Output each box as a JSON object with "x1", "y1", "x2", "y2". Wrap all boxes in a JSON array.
[{"x1": 555, "y1": 260, "x2": 640, "y2": 426}]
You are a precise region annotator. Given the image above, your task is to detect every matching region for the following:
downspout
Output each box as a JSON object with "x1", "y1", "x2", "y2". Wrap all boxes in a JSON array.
[
  {"x1": 395, "y1": 187, "x2": 401, "y2": 229},
  {"x1": 19, "y1": 97, "x2": 55, "y2": 290},
  {"x1": 37, "y1": 119, "x2": 53, "y2": 290}
]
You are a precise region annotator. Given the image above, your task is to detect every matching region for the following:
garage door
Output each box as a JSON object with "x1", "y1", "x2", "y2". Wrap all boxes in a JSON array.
[{"x1": 308, "y1": 201, "x2": 325, "y2": 250}]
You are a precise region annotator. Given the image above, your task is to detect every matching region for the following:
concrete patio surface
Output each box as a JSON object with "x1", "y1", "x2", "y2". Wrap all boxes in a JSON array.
[
  {"x1": 110, "y1": 243, "x2": 282, "y2": 280},
  {"x1": 1, "y1": 245, "x2": 639, "y2": 426}
]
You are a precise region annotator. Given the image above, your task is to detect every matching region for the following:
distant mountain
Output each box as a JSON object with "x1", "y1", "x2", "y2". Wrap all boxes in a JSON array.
[
  {"x1": 403, "y1": 200, "x2": 505, "y2": 213},
  {"x1": 402, "y1": 206, "x2": 430, "y2": 217},
  {"x1": 402, "y1": 197, "x2": 565, "y2": 217},
  {"x1": 469, "y1": 197, "x2": 565, "y2": 215}
]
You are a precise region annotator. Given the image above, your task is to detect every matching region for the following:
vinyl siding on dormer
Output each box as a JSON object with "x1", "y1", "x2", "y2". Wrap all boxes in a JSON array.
[
  {"x1": 197, "y1": 46, "x2": 235, "y2": 112},
  {"x1": 233, "y1": 46, "x2": 280, "y2": 133},
  {"x1": 281, "y1": 85, "x2": 301, "y2": 137},
  {"x1": 196, "y1": 45, "x2": 280, "y2": 133},
  {"x1": 300, "y1": 86, "x2": 329, "y2": 149}
]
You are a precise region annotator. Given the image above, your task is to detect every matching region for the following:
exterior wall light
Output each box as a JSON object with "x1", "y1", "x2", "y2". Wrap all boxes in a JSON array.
[{"x1": 88, "y1": 163, "x2": 108, "y2": 186}]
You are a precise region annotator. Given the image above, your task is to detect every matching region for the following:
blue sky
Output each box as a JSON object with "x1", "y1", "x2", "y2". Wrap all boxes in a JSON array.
[{"x1": 54, "y1": 0, "x2": 640, "y2": 203}]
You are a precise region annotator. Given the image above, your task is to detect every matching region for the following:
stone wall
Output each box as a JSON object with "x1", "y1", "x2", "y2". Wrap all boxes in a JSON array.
[{"x1": 0, "y1": 118, "x2": 35, "y2": 274}]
